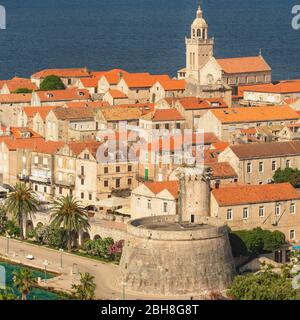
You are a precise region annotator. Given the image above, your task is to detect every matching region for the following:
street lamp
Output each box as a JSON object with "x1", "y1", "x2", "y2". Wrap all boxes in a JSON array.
[
  {"x1": 59, "y1": 248, "x2": 64, "y2": 269},
  {"x1": 121, "y1": 281, "x2": 127, "y2": 300},
  {"x1": 6, "y1": 234, "x2": 10, "y2": 255},
  {"x1": 43, "y1": 260, "x2": 49, "y2": 283}
]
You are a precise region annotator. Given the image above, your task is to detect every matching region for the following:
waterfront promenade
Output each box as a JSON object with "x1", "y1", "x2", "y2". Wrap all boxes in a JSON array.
[
  {"x1": 0, "y1": 236, "x2": 191, "y2": 300},
  {"x1": 0, "y1": 236, "x2": 121, "y2": 300}
]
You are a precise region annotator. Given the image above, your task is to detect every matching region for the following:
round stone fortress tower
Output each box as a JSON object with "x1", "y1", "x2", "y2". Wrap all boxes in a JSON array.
[{"x1": 119, "y1": 166, "x2": 235, "y2": 297}]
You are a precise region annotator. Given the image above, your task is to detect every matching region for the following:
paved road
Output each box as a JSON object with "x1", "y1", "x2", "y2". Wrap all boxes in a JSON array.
[
  {"x1": 0, "y1": 237, "x2": 192, "y2": 300},
  {"x1": 0, "y1": 236, "x2": 125, "y2": 300}
]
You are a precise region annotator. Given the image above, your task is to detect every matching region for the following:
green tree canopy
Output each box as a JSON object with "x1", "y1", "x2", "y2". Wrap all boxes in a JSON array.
[
  {"x1": 72, "y1": 272, "x2": 96, "y2": 300},
  {"x1": 50, "y1": 195, "x2": 90, "y2": 252},
  {"x1": 273, "y1": 168, "x2": 300, "y2": 187},
  {"x1": 12, "y1": 88, "x2": 33, "y2": 94},
  {"x1": 13, "y1": 268, "x2": 37, "y2": 300},
  {"x1": 228, "y1": 270, "x2": 298, "y2": 300},
  {"x1": 39, "y1": 75, "x2": 66, "y2": 91},
  {"x1": 230, "y1": 228, "x2": 286, "y2": 257},
  {"x1": 5, "y1": 183, "x2": 39, "y2": 240}
]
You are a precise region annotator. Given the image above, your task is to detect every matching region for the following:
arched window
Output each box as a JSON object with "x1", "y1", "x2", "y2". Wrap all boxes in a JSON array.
[
  {"x1": 197, "y1": 29, "x2": 201, "y2": 37},
  {"x1": 193, "y1": 29, "x2": 196, "y2": 37}
]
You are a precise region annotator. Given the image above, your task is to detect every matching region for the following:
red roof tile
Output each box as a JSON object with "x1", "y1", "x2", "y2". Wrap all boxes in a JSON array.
[{"x1": 212, "y1": 183, "x2": 300, "y2": 206}]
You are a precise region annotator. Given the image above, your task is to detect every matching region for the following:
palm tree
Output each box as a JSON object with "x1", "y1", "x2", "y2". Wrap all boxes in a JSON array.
[
  {"x1": 72, "y1": 272, "x2": 96, "y2": 300},
  {"x1": 13, "y1": 268, "x2": 37, "y2": 300},
  {"x1": 5, "y1": 183, "x2": 39, "y2": 240},
  {"x1": 50, "y1": 195, "x2": 90, "y2": 252}
]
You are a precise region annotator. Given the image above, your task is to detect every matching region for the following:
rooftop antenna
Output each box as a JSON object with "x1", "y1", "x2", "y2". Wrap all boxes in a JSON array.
[{"x1": 259, "y1": 48, "x2": 262, "y2": 56}]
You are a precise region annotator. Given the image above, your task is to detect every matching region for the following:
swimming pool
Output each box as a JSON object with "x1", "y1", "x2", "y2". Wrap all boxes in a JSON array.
[{"x1": 0, "y1": 260, "x2": 61, "y2": 300}]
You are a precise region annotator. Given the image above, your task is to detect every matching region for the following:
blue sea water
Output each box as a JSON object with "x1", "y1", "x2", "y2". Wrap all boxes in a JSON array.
[
  {"x1": 0, "y1": 0, "x2": 299, "y2": 80},
  {"x1": 0, "y1": 260, "x2": 59, "y2": 300}
]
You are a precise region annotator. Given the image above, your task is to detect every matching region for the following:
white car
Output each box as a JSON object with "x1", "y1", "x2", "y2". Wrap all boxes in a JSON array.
[{"x1": 26, "y1": 254, "x2": 34, "y2": 260}]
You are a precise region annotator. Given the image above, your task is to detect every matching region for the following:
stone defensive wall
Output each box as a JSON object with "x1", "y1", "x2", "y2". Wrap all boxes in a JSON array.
[
  {"x1": 127, "y1": 215, "x2": 229, "y2": 241},
  {"x1": 119, "y1": 215, "x2": 236, "y2": 297}
]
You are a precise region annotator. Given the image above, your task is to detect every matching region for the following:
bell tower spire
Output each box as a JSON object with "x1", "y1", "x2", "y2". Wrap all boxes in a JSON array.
[{"x1": 185, "y1": 2, "x2": 214, "y2": 80}]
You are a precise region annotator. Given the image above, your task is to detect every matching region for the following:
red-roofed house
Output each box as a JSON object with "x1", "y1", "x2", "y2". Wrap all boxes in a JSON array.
[
  {"x1": 211, "y1": 183, "x2": 300, "y2": 243},
  {"x1": 31, "y1": 68, "x2": 91, "y2": 87},
  {"x1": 131, "y1": 180, "x2": 179, "y2": 219},
  {"x1": 216, "y1": 55, "x2": 272, "y2": 90},
  {"x1": 139, "y1": 108, "x2": 185, "y2": 135},
  {"x1": 0, "y1": 77, "x2": 38, "y2": 94},
  {"x1": 103, "y1": 89, "x2": 129, "y2": 105},
  {"x1": 242, "y1": 80, "x2": 300, "y2": 106},
  {"x1": 31, "y1": 88, "x2": 90, "y2": 107},
  {"x1": 117, "y1": 73, "x2": 171, "y2": 104},
  {"x1": 150, "y1": 79, "x2": 186, "y2": 103},
  {"x1": 173, "y1": 97, "x2": 228, "y2": 129}
]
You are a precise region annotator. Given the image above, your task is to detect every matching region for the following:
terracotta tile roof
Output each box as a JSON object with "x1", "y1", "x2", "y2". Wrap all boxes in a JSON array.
[
  {"x1": 10, "y1": 127, "x2": 42, "y2": 139},
  {"x1": 64, "y1": 101, "x2": 110, "y2": 108},
  {"x1": 211, "y1": 106, "x2": 299, "y2": 124},
  {"x1": 230, "y1": 140, "x2": 300, "y2": 159},
  {"x1": 204, "y1": 149, "x2": 220, "y2": 164},
  {"x1": 115, "y1": 103, "x2": 155, "y2": 112},
  {"x1": 23, "y1": 106, "x2": 58, "y2": 120},
  {"x1": 212, "y1": 183, "x2": 300, "y2": 206},
  {"x1": 32, "y1": 140, "x2": 65, "y2": 154},
  {"x1": 122, "y1": 73, "x2": 170, "y2": 88},
  {"x1": 2, "y1": 78, "x2": 38, "y2": 92},
  {"x1": 144, "y1": 180, "x2": 179, "y2": 199},
  {"x1": 209, "y1": 162, "x2": 237, "y2": 179},
  {"x1": 211, "y1": 141, "x2": 229, "y2": 152},
  {"x1": 177, "y1": 97, "x2": 228, "y2": 110},
  {"x1": 142, "y1": 108, "x2": 185, "y2": 122},
  {"x1": 203, "y1": 133, "x2": 220, "y2": 145},
  {"x1": 0, "y1": 93, "x2": 32, "y2": 104},
  {"x1": 107, "y1": 89, "x2": 128, "y2": 99},
  {"x1": 79, "y1": 77, "x2": 99, "y2": 88},
  {"x1": 68, "y1": 140, "x2": 102, "y2": 158},
  {"x1": 1, "y1": 137, "x2": 45, "y2": 151},
  {"x1": 1, "y1": 137, "x2": 63, "y2": 154},
  {"x1": 52, "y1": 106, "x2": 97, "y2": 121},
  {"x1": 101, "y1": 107, "x2": 143, "y2": 121},
  {"x1": 31, "y1": 68, "x2": 90, "y2": 79},
  {"x1": 243, "y1": 81, "x2": 300, "y2": 94},
  {"x1": 217, "y1": 55, "x2": 271, "y2": 74},
  {"x1": 36, "y1": 88, "x2": 90, "y2": 102},
  {"x1": 100, "y1": 69, "x2": 130, "y2": 85},
  {"x1": 158, "y1": 79, "x2": 186, "y2": 91}
]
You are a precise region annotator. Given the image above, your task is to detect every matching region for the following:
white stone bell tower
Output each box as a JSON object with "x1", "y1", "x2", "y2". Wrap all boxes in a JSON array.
[{"x1": 185, "y1": 4, "x2": 214, "y2": 82}]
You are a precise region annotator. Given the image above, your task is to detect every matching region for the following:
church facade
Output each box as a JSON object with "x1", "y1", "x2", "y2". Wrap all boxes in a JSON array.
[{"x1": 178, "y1": 5, "x2": 272, "y2": 103}]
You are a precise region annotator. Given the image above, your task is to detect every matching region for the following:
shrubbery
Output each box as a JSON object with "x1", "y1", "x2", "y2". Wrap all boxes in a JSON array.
[
  {"x1": 273, "y1": 168, "x2": 300, "y2": 187},
  {"x1": 228, "y1": 269, "x2": 298, "y2": 300},
  {"x1": 230, "y1": 228, "x2": 286, "y2": 257},
  {"x1": 39, "y1": 75, "x2": 65, "y2": 91},
  {"x1": 29, "y1": 224, "x2": 68, "y2": 249},
  {"x1": 82, "y1": 238, "x2": 124, "y2": 261}
]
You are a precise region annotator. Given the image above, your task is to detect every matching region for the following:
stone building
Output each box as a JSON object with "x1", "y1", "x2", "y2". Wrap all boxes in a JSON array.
[
  {"x1": 130, "y1": 180, "x2": 179, "y2": 219},
  {"x1": 178, "y1": 6, "x2": 232, "y2": 106},
  {"x1": 197, "y1": 106, "x2": 299, "y2": 142},
  {"x1": 119, "y1": 166, "x2": 235, "y2": 297},
  {"x1": 211, "y1": 183, "x2": 300, "y2": 243},
  {"x1": 30, "y1": 68, "x2": 91, "y2": 88},
  {"x1": 218, "y1": 141, "x2": 300, "y2": 185}
]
